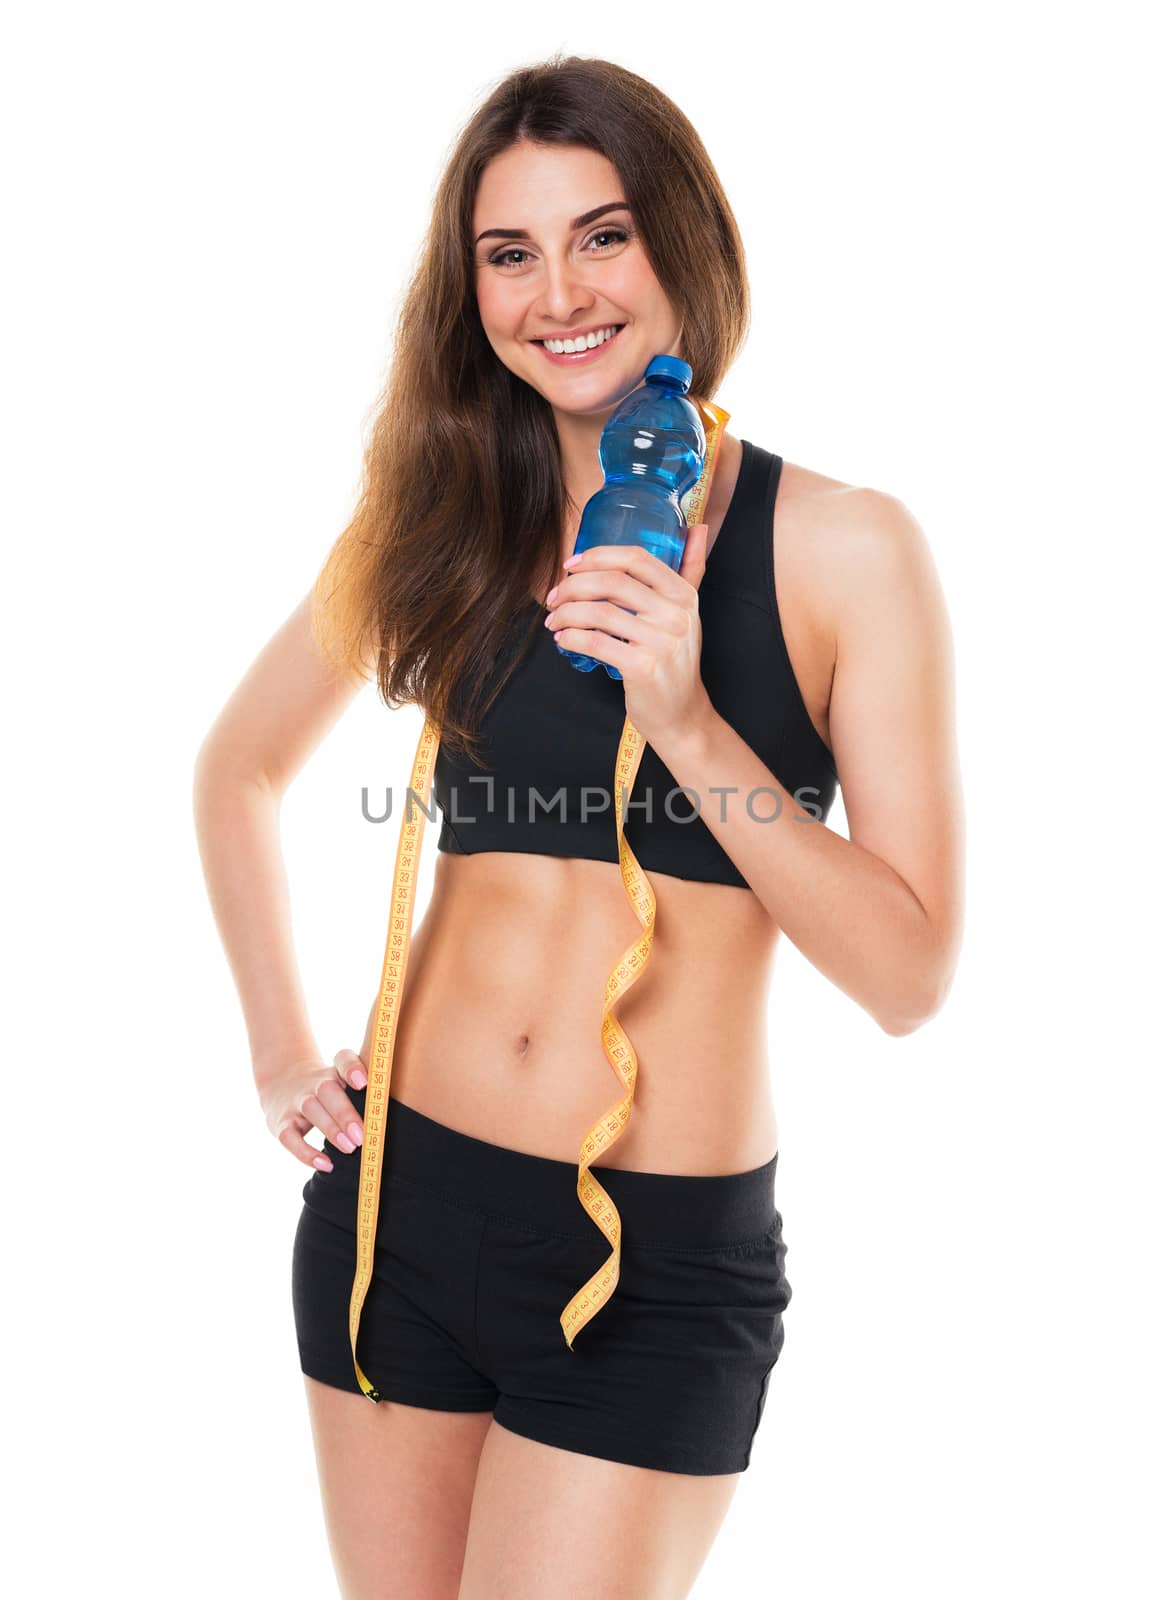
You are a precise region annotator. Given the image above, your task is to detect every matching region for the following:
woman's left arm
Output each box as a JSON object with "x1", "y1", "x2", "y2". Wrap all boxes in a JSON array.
[{"x1": 654, "y1": 490, "x2": 965, "y2": 1036}]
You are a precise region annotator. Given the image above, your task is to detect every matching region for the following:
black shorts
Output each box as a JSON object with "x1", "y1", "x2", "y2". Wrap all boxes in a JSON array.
[{"x1": 292, "y1": 1087, "x2": 792, "y2": 1476}]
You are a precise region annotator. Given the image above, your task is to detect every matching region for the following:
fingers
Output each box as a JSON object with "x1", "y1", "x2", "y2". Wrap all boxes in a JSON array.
[
  {"x1": 277, "y1": 1117, "x2": 335, "y2": 1173},
  {"x1": 269, "y1": 1047, "x2": 371, "y2": 1170},
  {"x1": 553, "y1": 568, "x2": 669, "y2": 620},
  {"x1": 327, "y1": 1047, "x2": 369, "y2": 1148},
  {"x1": 560, "y1": 544, "x2": 693, "y2": 607},
  {"x1": 335, "y1": 1047, "x2": 367, "y2": 1090},
  {"x1": 295, "y1": 1077, "x2": 364, "y2": 1157},
  {"x1": 548, "y1": 599, "x2": 649, "y2": 645},
  {"x1": 318, "y1": 1073, "x2": 367, "y2": 1150}
]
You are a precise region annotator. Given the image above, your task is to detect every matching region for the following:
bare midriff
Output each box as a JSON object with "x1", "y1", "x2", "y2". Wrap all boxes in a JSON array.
[
  {"x1": 355, "y1": 849, "x2": 781, "y2": 1176},
  {"x1": 348, "y1": 436, "x2": 844, "y2": 1178}
]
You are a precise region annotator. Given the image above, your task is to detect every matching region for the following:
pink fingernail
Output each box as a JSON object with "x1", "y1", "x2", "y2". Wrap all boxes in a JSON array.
[
  {"x1": 313, "y1": 1155, "x2": 333, "y2": 1171},
  {"x1": 563, "y1": 553, "x2": 582, "y2": 567},
  {"x1": 350, "y1": 1069, "x2": 366, "y2": 1087},
  {"x1": 349, "y1": 1122, "x2": 364, "y2": 1144}
]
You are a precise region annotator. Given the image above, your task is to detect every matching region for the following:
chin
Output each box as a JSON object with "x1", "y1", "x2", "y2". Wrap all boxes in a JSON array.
[{"x1": 556, "y1": 382, "x2": 640, "y2": 419}]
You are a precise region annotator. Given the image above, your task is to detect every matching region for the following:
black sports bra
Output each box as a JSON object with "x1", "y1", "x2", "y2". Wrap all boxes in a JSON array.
[{"x1": 433, "y1": 439, "x2": 839, "y2": 890}]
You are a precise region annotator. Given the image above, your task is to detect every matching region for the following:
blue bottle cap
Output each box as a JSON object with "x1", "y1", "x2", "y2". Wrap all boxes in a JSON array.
[{"x1": 644, "y1": 354, "x2": 693, "y2": 389}]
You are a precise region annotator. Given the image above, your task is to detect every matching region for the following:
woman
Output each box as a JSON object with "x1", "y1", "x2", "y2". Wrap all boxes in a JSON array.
[{"x1": 194, "y1": 54, "x2": 964, "y2": 1600}]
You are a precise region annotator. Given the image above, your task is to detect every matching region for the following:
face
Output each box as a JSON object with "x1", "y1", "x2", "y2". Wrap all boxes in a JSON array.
[{"x1": 471, "y1": 141, "x2": 684, "y2": 420}]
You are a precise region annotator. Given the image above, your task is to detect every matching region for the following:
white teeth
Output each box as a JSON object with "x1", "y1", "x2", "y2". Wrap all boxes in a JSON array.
[{"x1": 542, "y1": 324, "x2": 619, "y2": 354}]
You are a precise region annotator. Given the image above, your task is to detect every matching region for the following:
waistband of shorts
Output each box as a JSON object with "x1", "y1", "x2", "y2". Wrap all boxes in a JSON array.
[{"x1": 378, "y1": 1093, "x2": 779, "y2": 1248}]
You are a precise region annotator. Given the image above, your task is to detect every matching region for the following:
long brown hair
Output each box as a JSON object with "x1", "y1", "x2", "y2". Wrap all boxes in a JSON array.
[{"x1": 311, "y1": 51, "x2": 750, "y2": 767}]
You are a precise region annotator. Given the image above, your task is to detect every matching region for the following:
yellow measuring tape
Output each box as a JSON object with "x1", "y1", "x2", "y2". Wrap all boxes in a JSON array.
[{"x1": 349, "y1": 401, "x2": 730, "y2": 1398}]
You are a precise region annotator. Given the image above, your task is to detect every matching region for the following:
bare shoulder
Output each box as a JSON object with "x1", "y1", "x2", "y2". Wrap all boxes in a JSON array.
[{"x1": 771, "y1": 459, "x2": 943, "y2": 655}]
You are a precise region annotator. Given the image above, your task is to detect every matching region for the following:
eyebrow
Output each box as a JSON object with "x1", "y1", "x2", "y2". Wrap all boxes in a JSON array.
[{"x1": 474, "y1": 201, "x2": 631, "y2": 247}]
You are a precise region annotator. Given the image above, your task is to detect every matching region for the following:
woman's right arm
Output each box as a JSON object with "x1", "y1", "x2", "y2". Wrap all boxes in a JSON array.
[{"x1": 192, "y1": 587, "x2": 374, "y2": 1169}]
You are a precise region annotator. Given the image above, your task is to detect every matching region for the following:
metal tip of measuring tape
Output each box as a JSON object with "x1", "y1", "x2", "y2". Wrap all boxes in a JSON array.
[{"x1": 364, "y1": 1387, "x2": 383, "y2": 1404}]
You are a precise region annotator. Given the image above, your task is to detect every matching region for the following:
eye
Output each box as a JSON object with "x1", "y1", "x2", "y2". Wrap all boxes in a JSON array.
[
  {"x1": 586, "y1": 226, "x2": 630, "y2": 253},
  {"x1": 487, "y1": 246, "x2": 530, "y2": 271},
  {"x1": 485, "y1": 227, "x2": 631, "y2": 272}
]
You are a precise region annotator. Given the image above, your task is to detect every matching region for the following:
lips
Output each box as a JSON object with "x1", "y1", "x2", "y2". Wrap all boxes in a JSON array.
[{"x1": 531, "y1": 324, "x2": 627, "y2": 366}]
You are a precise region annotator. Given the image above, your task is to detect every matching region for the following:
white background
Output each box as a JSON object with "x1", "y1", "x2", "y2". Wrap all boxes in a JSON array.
[{"x1": 5, "y1": 1, "x2": 1172, "y2": 1594}]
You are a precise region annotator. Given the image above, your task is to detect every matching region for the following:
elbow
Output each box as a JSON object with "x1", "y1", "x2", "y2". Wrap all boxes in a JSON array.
[
  {"x1": 193, "y1": 723, "x2": 276, "y2": 797},
  {"x1": 875, "y1": 909, "x2": 962, "y2": 1038},
  {"x1": 192, "y1": 720, "x2": 229, "y2": 788},
  {"x1": 875, "y1": 962, "x2": 957, "y2": 1039},
  {"x1": 878, "y1": 1007, "x2": 931, "y2": 1039},
  {"x1": 191, "y1": 737, "x2": 276, "y2": 822},
  {"x1": 192, "y1": 740, "x2": 214, "y2": 811},
  {"x1": 191, "y1": 737, "x2": 226, "y2": 810},
  {"x1": 192, "y1": 736, "x2": 214, "y2": 790}
]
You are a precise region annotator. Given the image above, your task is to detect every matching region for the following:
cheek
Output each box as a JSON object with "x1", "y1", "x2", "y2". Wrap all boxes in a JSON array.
[
  {"x1": 613, "y1": 258, "x2": 671, "y2": 324},
  {"x1": 477, "y1": 285, "x2": 524, "y2": 349},
  {"x1": 475, "y1": 269, "x2": 506, "y2": 318}
]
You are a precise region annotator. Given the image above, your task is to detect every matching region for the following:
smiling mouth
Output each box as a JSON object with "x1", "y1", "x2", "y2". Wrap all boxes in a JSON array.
[{"x1": 531, "y1": 324, "x2": 627, "y2": 364}]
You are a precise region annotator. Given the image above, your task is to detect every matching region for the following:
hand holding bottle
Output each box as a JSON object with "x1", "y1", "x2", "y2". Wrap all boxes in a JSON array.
[{"x1": 544, "y1": 522, "x2": 716, "y2": 749}]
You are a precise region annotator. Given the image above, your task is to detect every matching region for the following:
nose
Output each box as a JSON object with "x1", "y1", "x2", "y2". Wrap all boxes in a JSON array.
[{"x1": 534, "y1": 254, "x2": 596, "y2": 326}]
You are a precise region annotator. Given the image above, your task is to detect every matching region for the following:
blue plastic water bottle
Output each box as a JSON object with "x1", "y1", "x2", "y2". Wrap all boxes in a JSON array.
[{"x1": 556, "y1": 354, "x2": 705, "y2": 681}]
